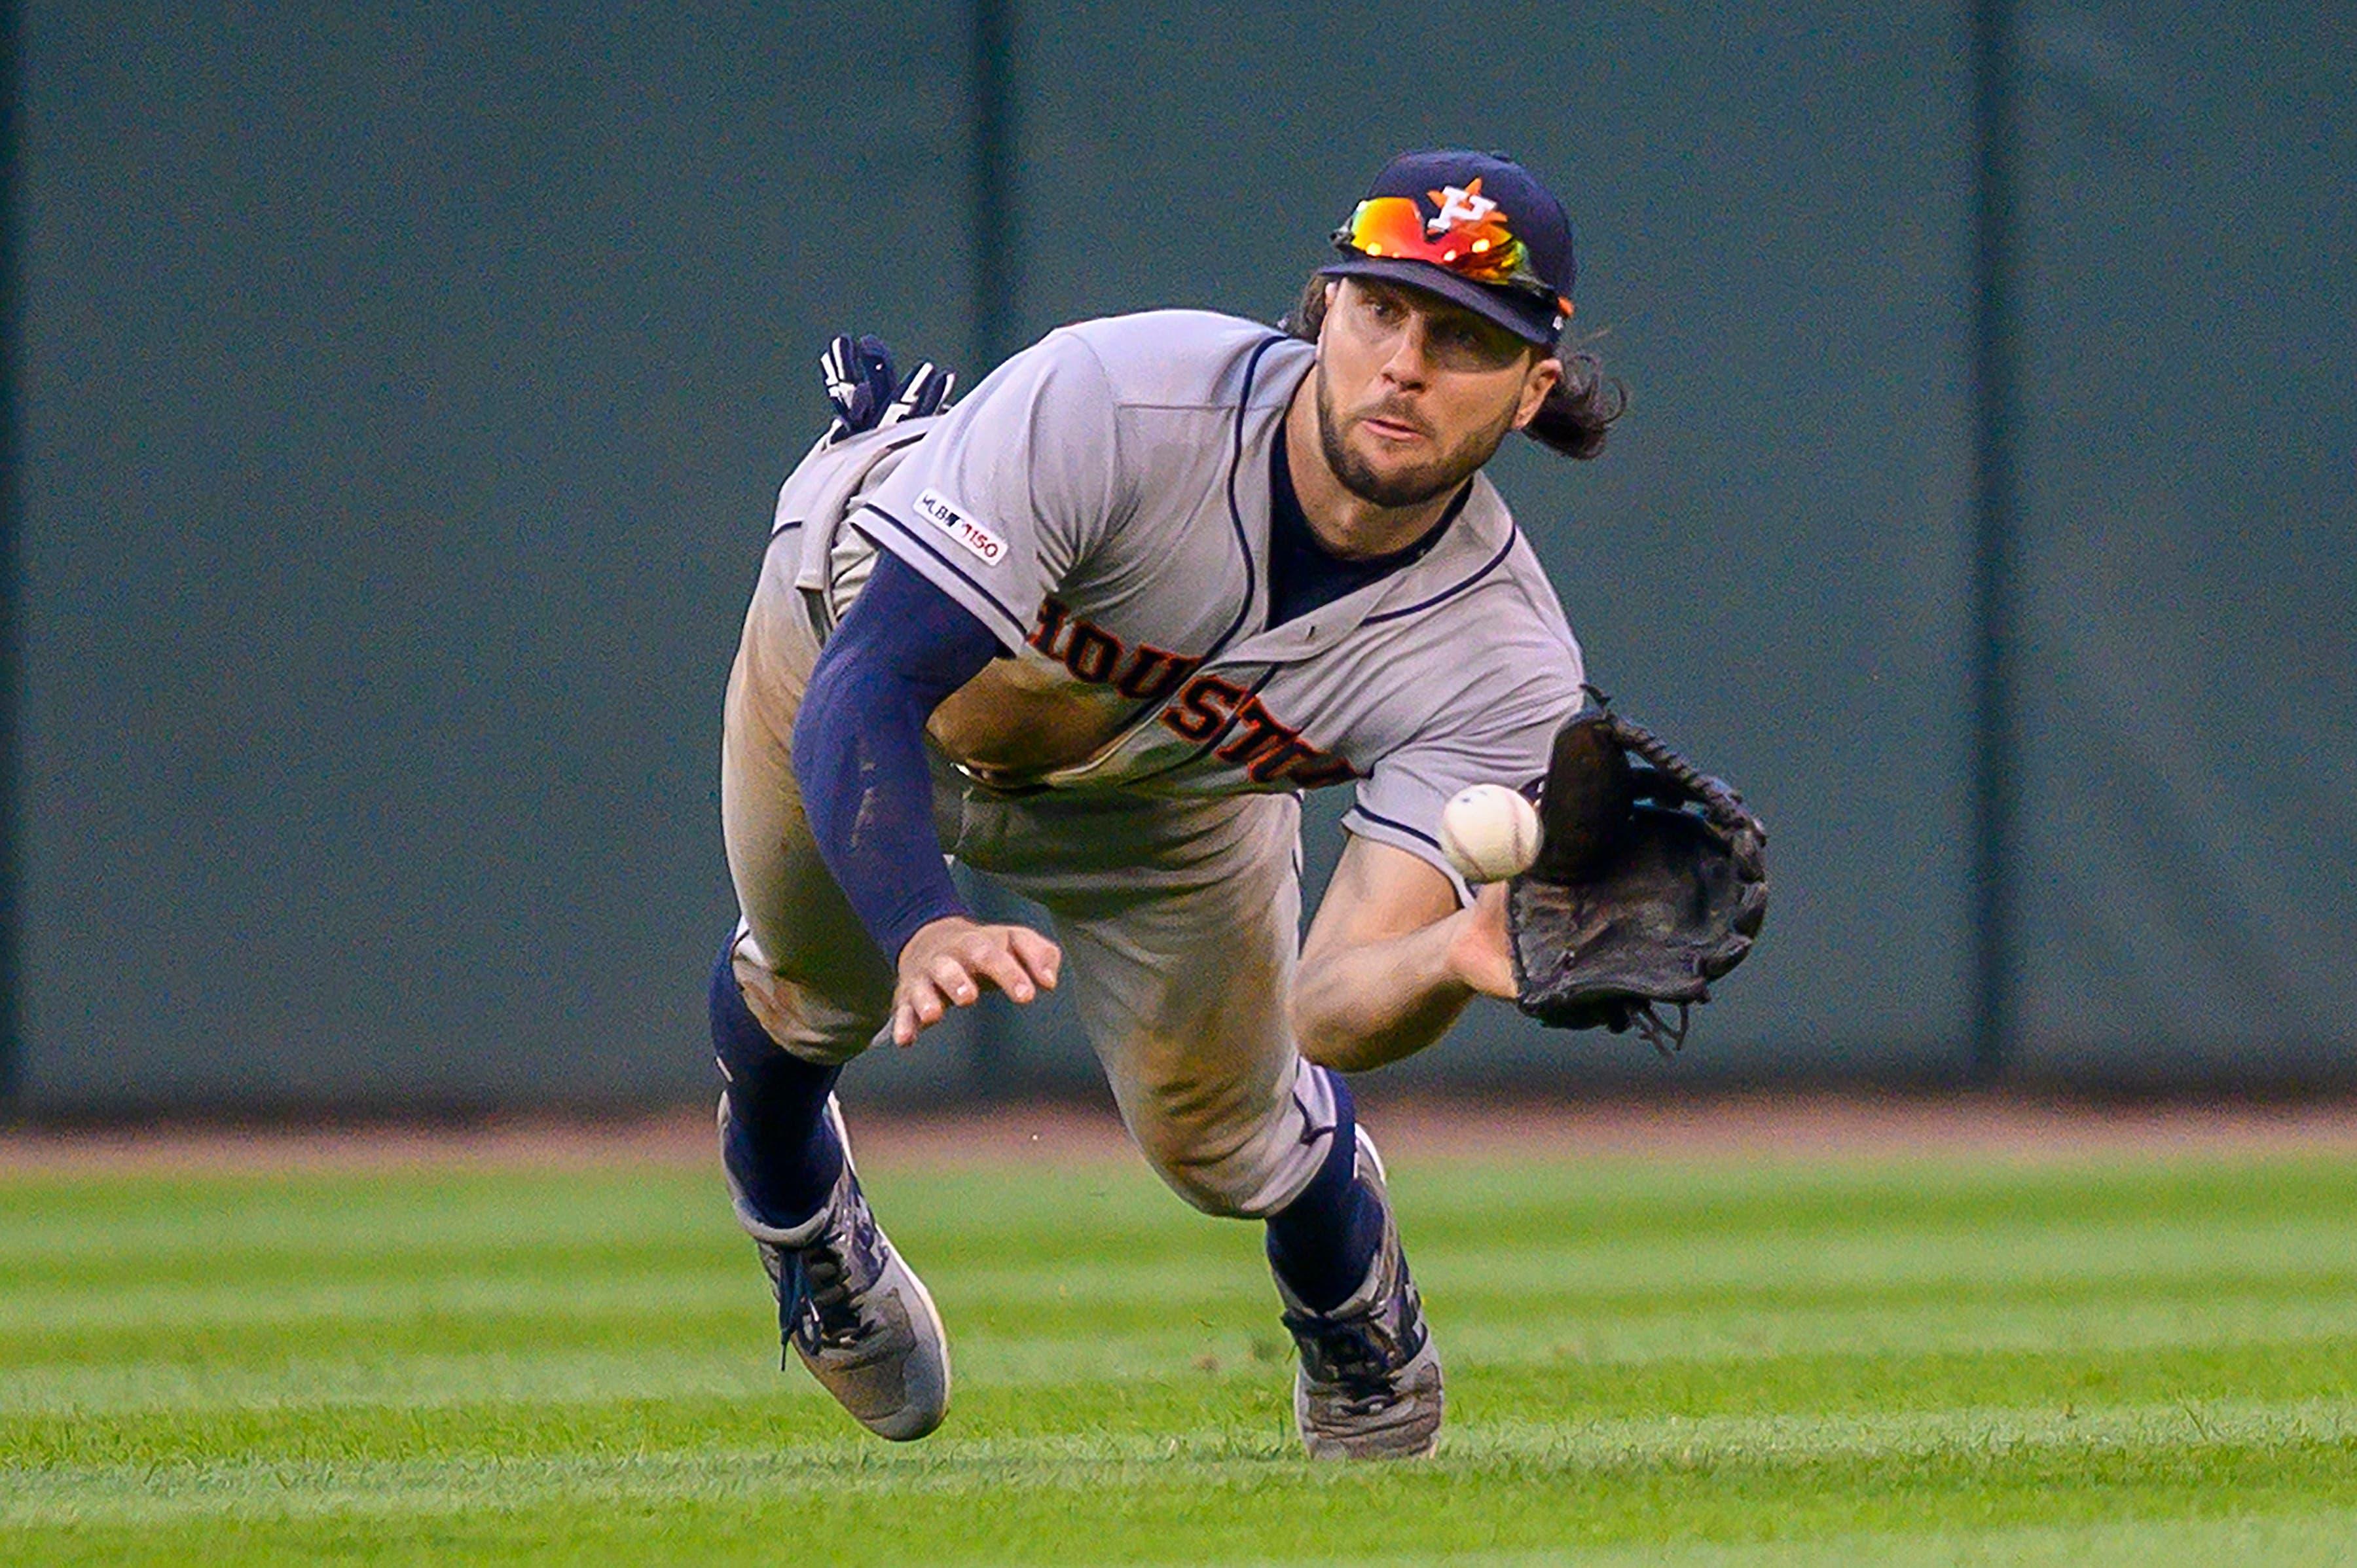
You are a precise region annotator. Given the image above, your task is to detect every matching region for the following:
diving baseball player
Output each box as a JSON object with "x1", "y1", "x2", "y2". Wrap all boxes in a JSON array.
[{"x1": 710, "y1": 149, "x2": 1622, "y2": 1459}]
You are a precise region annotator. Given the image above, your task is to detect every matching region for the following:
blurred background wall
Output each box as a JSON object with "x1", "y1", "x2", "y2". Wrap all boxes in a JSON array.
[{"x1": 7, "y1": 2, "x2": 2352, "y2": 1114}]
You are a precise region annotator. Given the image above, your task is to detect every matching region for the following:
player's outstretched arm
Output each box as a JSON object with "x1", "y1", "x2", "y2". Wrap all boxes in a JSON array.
[
  {"x1": 1292, "y1": 834, "x2": 1517, "y2": 1072},
  {"x1": 792, "y1": 551, "x2": 1063, "y2": 1047}
]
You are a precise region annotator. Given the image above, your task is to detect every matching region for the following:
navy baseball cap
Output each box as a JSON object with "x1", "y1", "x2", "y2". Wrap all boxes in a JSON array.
[{"x1": 1320, "y1": 149, "x2": 1577, "y2": 348}]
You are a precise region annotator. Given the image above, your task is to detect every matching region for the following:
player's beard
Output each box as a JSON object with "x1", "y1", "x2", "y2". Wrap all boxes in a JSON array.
[{"x1": 1315, "y1": 362, "x2": 1519, "y2": 511}]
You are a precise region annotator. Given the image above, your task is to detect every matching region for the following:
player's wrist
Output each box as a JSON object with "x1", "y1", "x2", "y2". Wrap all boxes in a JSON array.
[
  {"x1": 1442, "y1": 891, "x2": 1516, "y2": 999},
  {"x1": 885, "y1": 905, "x2": 977, "y2": 968}
]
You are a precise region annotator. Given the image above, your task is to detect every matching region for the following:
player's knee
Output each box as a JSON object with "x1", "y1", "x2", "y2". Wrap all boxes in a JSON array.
[
  {"x1": 716, "y1": 925, "x2": 886, "y2": 1068},
  {"x1": 1125, "y1": 1093, "x2": 1313, "y2": 1220},
  {"x1": 1136, "y1": 1141, "x2": 1262, "y2": 1218}
]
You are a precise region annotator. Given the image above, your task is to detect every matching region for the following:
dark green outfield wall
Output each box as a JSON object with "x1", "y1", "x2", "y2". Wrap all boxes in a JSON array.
[
  {"x1": 2001, "y1": 4, "x2": 2357, "y2": 1082},
  {"x1": 14, "y1": 4, "x2": 2352, "y2": 1110}
]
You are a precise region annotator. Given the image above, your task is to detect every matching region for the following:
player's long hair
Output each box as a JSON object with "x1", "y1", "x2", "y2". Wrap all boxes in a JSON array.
[{"x1": 1285, "y1": 276, "x2": 1626, "y2": 461}]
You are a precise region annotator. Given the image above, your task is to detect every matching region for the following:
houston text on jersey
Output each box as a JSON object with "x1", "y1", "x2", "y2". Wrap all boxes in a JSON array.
[{"x1": 1027, "y1": 597, "x2": 1359, "y2": 788}]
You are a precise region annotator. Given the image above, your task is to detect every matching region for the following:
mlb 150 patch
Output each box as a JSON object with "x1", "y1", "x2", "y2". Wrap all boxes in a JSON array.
[{"x1": 915, "y1": 488, "x2": 1007, "y2": 566}]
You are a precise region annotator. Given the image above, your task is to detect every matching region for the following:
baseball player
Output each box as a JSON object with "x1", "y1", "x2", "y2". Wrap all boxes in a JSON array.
[{"x1": 711, "y1": 149, "x2": 1621, "y2": 1459}]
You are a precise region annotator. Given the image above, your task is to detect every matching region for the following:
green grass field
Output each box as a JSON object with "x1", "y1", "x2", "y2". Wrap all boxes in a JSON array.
[{"x1": 3, "y1": 1129, "x2": 2355, "y2": 1565}]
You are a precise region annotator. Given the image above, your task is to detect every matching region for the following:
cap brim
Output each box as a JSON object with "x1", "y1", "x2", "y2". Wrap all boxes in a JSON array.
[{"x1": 1317, "y1": 257, "x2": 1563, "y2": 348}]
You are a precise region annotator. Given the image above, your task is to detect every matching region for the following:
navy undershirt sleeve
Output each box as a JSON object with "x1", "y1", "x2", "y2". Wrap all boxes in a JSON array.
[{"x1": 791, "y1": 546, "x2": 1003, "y2": 962}]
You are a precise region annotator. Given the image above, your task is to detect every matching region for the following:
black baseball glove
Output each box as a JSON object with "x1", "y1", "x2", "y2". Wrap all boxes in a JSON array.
[{"x1": 1505, "y1": 696, "x2": 1768, "y2": 1054}]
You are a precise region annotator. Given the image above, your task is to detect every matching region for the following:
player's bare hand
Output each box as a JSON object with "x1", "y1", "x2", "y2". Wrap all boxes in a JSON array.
[
  {"x1": 1444, "y1": 881, "x2": 1517, "y2": 999},
  {"x1": 893, "y1": 915, "x2": 1062, "y2": 1047}
]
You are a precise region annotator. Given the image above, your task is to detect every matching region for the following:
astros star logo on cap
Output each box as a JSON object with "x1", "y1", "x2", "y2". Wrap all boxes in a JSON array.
[{"x1": 1427, "y1": 181, "x2": 1499, "y2": 234}]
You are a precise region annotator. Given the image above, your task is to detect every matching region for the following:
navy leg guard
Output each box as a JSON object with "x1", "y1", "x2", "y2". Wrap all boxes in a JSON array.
[
  {"x1": 711, "y1": 938, "x2": 845, "y2": 1231},
  {"x1": 1263, "y1": 1068, "x2": 1385, "y2": 1313}
]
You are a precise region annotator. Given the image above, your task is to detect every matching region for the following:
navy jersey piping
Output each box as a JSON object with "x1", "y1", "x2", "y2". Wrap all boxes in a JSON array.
[
  {"x1": 1204, "y1": 334, "x2": 1288, "y2": 661},
  {"x1": 1361, "y1": 527, "x2": 1520, "y2": 625},
  {"x1": 1345, "y1": 803, "x2": 1444, "y2": 853},
  {"x1": 856, "y1": 502, "x2": 1033, "y2": 645}
]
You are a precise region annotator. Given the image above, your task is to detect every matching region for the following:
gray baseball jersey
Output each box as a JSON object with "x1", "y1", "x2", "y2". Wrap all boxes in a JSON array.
[{"x1": 777, "y1": 309, "x2": 1586, "y2": 903}]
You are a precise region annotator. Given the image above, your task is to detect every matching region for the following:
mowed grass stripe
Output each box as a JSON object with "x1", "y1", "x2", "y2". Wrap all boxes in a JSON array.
[
  {"x1": 10, "y1": 1336, "x2": 2357, "y2": 1462},
  {"x1": 13, "y1": 1234, "x2": 2357, "y2": 1315},
  {"x1": 1438, "y1": 1294, "x2": 2357, "y2": 1366},
  {"x1": 7, "y1": 1255, "x2": 2347, "y2": 1374},
  {"x1": 6, "y1": 1427, "x2": 2356, "y2": 1567},
  {"x1": 7, "y1": 1247, "x2": 2350, "y2": 1374},
  {"x1": 7, "y1": 1395, "x2": 2356, "y2": 1523},
  {"x1": 1250, "y1": 1510, "x2": 2357, "y2": 1568},
  {"x1": 9, "y1": 1337, "x2": 2357, "y2": 1428},
  {"x1": 1394, "y1": 1152, "x2": 2357, "y2": 1228},
  {"x1": 0, "y1": 1167, "x2": 1192, "y2": 1270},
  {"x1": 1412, "y1": 1216, "x2": 2357, "y2": 1292},
  {"x1": 5, "y1": 1151, "x2": 2350, "y2": 1264},
  {"x1": 10, "y1": 1205, "x2": 2351, "y2": 1324},
  {"x1": 9, "y1": 1300, "x2": 2357, "y2": 1416},
  {"x1": 5, "y1": 1216, "x2": 2352, "y2": 1367},
  {"x1": 0, "y1": 1173, "x2": 721, "y2": 1262},
  {"x1": 14, "y1": 1151, "x2": 2353, "y2": 1249}
]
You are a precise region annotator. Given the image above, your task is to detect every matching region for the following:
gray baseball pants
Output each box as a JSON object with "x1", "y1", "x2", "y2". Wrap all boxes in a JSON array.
[{"x1": 718, "y1": 538, "x2": 1338, "y2": 1219}]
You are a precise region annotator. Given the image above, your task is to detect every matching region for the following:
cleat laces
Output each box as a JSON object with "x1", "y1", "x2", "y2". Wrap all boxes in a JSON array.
[
  {"x1": 775, "y1": 1205, "x2": 888, "y2": 1356},
  {"x1": 1282, "y1": 1306, "x2": 1425, "y2": 1413}
]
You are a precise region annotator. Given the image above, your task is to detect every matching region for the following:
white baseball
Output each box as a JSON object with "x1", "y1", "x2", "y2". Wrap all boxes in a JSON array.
[{"x1": 1438, "y1": 784, "x2": 1542, "y2": 883}]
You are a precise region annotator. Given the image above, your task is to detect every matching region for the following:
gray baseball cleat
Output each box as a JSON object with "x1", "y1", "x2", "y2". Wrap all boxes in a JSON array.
[
  {"x1": 723, "y1": 1096, "x2": 951, "y2": 1440},
  {"x1": 1275, "y1": 1128, "x2": 1444, "y2": 1460}
]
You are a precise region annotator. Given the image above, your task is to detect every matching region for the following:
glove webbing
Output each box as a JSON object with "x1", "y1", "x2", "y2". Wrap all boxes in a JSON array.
[
  {"x1": 1611, "y1": 716, "x2": 1738, "y2": 817},
  {"x1": 1609, "y1": 714, "x2": 1769, "y2": 877}
]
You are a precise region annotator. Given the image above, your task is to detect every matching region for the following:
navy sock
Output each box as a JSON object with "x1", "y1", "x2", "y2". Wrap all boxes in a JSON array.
[
  {"x1": 1264, "y1": 1070, "x2": 1385, "y2": 1313},
  {"x1": 710, "y1": 938, "x2": 845, "y2": 1230}
]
